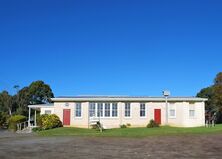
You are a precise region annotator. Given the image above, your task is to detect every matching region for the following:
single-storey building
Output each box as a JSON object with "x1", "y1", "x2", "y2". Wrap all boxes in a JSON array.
[{"x1": 28, "y1": 95, "x2": 207, "y2": 128}]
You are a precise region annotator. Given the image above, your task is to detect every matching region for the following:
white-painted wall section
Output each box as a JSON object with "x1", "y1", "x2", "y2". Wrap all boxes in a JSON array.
[{"x1": 39, "y1": 97, "x2": 206, "y2": 128}]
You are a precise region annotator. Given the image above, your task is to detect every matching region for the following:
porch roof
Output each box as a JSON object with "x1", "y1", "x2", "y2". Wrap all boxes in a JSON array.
[{"x1": 28, "y1": 103, "x2": 54, "y2": 108}]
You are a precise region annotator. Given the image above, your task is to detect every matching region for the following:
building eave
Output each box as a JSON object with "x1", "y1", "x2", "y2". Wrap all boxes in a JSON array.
[{"x1": 51, "y1": 97, "x2": 208, "y2": 102}]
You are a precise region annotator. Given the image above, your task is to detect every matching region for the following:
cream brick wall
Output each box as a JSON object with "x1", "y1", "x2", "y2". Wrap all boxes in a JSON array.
[
  {"x1": 40, "y1": 101, "x2": 205, "y2": 128},
  {"x1": 52, "y1": 102, "x2": 89, "y2": 128},
  {"x1": 182, "y1": 102, "x2": 205, "y2": 127}
]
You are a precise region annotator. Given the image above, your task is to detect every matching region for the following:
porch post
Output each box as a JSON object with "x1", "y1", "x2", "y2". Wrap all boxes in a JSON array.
[
  {"x1": 34, "y1": 110, "x2": 37, "y2": 127},
  {"x1": 28, "y1": 107, "x2": 31, "y2": 127}
]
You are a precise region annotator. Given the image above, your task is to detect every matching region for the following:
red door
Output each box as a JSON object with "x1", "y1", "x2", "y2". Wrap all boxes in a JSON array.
[
  {"x1": 154, "y1": 109, "x2": 161, "y2": 124},
  {"x1": 63, "y1": 109, "x2": 70, "y2": 125}
]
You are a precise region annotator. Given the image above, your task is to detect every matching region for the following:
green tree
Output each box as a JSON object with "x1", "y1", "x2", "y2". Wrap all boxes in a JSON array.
[
  {"x1": 16, "y1": 87, "x2": 30, "y2": 115},
  {"x1": 197, "y1": 72, "x2": 222, "y2": 123},
  {"x1": 29, "y1": 80, "x2": 54, "y2": 104},
  {"x1": 214, "y1": 72, "x2": 222, "y2": 85},
  {"x1": 213, "y1": 72, "x2": 222, "y2": 111},
  {"x1": 0, "y1": 91, "x2": 13, "y2": 115},
  {"x1": 0, "y1": 80, "x2": 54, "y2": 116},
  {"x1": 197, "y1": 86, "x2": 215, "y2": 111}
]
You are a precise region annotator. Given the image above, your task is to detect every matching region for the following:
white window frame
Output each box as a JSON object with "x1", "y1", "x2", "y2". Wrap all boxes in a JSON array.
[
  {"x1": 112, "y1": 103, "x2": 118, "y2": 117},
  {"x1": 45, "y1": 110, "x2": 52, "y2": 115},
  {"x1": 97, "y1": 103, "x2": 103, "y2": 117},
  {"x1": 124, "y1": 103, "x2": 131, "y2": 117},
  {"x1": 105, "y1": 103, "x2": 111, "y2": 117},
  {"x1": 75, "y1": 103, "x2": 82, "y2": 118},
  {"x1": 189, "y1": 110, "x2": 195, "y2": 118},
  {"x1": 189, "y1": 103, "x2": 196, "y2": 118},
  {"x1": 140, "y1": 103, "x2": 146, "y2": 117},
  {"x1": 89, "y1": 102, "x2": 96, "y2": 117},
  {"x1": 169, "y1": 109, "x2": 176, "y2": 118},
  {"x1": 89, "y1": 102, "x2": 119, "y2": 118},
  {"x1": 169, "y1": 103, "x2": 176, "y2": 118}
]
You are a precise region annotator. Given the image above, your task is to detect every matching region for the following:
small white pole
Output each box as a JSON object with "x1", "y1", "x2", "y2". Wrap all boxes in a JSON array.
[
  {"x1": 165, "y1": 96, "x2": 168, "y2": 125},
  {"x1": 28, "y1": 107, "x2": 31, "y2": 127},
  {"x1": 34, "y1": 110, "x2": 37, "y2": 127},
  {"x1": 163, "y1": 91, "x2": 170, "y2": 125}
]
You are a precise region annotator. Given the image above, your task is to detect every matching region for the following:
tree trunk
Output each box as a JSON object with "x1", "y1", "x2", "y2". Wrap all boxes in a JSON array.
[{"x1": 9, "y1": 108, "x2": 12, "y2": 116}]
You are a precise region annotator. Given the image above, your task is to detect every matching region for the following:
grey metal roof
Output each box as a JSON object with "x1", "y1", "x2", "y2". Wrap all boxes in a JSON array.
[{"x1": 52, "y1": 96, "x2": 207, "y2": 102}]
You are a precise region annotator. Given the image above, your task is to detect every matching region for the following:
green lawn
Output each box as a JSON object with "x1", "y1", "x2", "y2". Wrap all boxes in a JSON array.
[{"x1": 37, "y1": 124, "x2": 222, "y2": 137}]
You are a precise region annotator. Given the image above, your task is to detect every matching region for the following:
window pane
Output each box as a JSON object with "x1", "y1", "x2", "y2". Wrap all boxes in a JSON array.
[
  {"x1": 112, "y1": 103, "x2": 118, "y2": 117},
  {"x1": 170, "y1": 109, "x2": 175, "y2": 117},
  {"x1": 89, "y1": 103, "x2": 96, "y2": 117},
  {"x1": 97, "y1": 103, "x2": 103, "y2": 117},
  {"x1": 105, "y1": 103, "x2": 110, "y2": 117},
  {"x1": 45, "y1": 110, "x2": 51, "y2": 115},
  {"x1": 189, "y1": 110, "x2": 195, "y2": 117},
  {"x1": 75, "y1": 103, "x2": 81, "y2": 117},
  {"x1": 125, "y1": 103, "x2": 131, "y2": 117},
  {"x1": 140, "y1": 103, "x2": 145, "y2": 117}
]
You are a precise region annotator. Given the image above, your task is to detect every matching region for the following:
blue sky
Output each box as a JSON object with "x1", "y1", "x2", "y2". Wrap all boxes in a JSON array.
[{"x1": 0, "y1": 0, "x2": 222, "y2": 96}]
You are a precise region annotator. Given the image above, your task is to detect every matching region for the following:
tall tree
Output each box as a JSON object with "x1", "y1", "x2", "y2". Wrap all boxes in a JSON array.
[
  {"x1": 197, "y1": 86, "x2": 215, "y2": 111},
  {"x1": 29, "y1": 80, "x2": 54, "y2": 104},
  {"x1": 13, "y1": 85, "x2": 20, "y2": 93},
  {"x1": 214, "y1": 72, "x2": 222, "y2": 85},
  {"x1": 213, "y1": 72, "x2": 222, "y2": 112},
  {"x1": 16, "y1": 87, "x2": 30, "y2": 115},
  {"x1": 0, "y1": 91, "x2": 13, "y2": 115},
  {"x1": 197, "y1": 72, "x2": 222, "y2": 123}
]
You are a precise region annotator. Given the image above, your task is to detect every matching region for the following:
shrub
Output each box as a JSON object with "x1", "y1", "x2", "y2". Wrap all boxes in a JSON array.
[
  {"x1": 8, "y1": 115, "x2": 27, "y2": 131},
  {"x1": 37, "y1": 114, "x2": 45, "y2": 127},
  {"x1": 147, "y1": 119, "x2": 159, "y2": 128},
  {"x1": 32, "y1": 127, "x2": 43, "y2": 132},
  {"x1": 120, "y1": 124, "x2": 127, "y2": 128},
  {"x1": 38, "y1": 114, "x2": 62, "y2": 130},
  {"x1": 126, "y1": 123, "x2": 131, "y2": 127},
  {"x1": 0, "y1": 112, "x2": 9, "y2": 128}
]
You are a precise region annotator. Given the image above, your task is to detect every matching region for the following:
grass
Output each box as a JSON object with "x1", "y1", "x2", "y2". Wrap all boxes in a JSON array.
[{"x1": 37, "y1": 124, "x2": 222, "y2": 138}]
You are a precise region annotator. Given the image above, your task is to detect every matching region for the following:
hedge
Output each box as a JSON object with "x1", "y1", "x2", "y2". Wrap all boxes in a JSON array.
[
  {"x1": 0, "y1": 112, "x2": 9, "y2": 128},
  {"x1": 37, "y1": 114, "x2": 62, "y2": 130},
  {"x1": 8, "y1": 115, "x2": 27, "y2": 131}
]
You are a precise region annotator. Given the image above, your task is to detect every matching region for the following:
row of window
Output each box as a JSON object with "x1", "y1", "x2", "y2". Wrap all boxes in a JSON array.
[
  {"x1": 89, "y1": 102, "x2": 118, "y2": 117},
  {"x1": 75, "y1": 103, "x2": 146, "y2": 118},
  {"x1": 169, "y1": 105, "x2": 195, "y2": 118},
  {"x1": 73, "y1": 103, "x2": 196, "y2": 118},
  {"x1": 169, "y1": 109, "x2": 195, "y2": 118}
]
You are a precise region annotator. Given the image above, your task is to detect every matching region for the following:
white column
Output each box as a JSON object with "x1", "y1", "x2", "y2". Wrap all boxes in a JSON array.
[
  {"x1": 34, "y1": 110, "x2": 37, "y2": 127},
  {"x1": 165, "y1": 97, "x2": 168, "y2": 125},
  {"x1": 120, "y1": 102, "x2": 122, "y2": 126},
  {"x1": 28, "y1": 107, "x2": 31, "y2": 127}
]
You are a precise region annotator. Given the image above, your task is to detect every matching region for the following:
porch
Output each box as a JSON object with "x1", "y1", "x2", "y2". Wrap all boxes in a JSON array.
[{"x1": 17, "y1": 104, "x2": 54, "y2": 133}]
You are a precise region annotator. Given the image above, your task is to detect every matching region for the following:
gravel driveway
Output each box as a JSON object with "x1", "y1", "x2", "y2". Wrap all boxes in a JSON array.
[{"x1": 0, "y1": 129, "x2": 222, "y2": 159}]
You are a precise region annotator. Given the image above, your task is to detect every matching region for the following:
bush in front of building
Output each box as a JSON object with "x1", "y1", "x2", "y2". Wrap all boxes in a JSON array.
[
  {"x1": 120, "y1": 123, "x2": 132, "y2": 128},
  {"x1": 32, "y1": 127, "x2": 43, "y2": 132},
  {"x1": 37, "y1": 114, "x2": 62, "y2": 130},
  {"x1": 147, "y1": 119, "x2": 159, "y2": 128},
  {"x1": 126, "y1": 123, "x2": 131, "y2": 127},
  {"x1": 120, "y1": 124, "x2": 127, "y2": 128},
  {"x1": 8, "y1": 115, "x2": 27, "y2": 131},
  {"x1": 0, "y1": 112, "x2": 9, "y2": 128}
]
